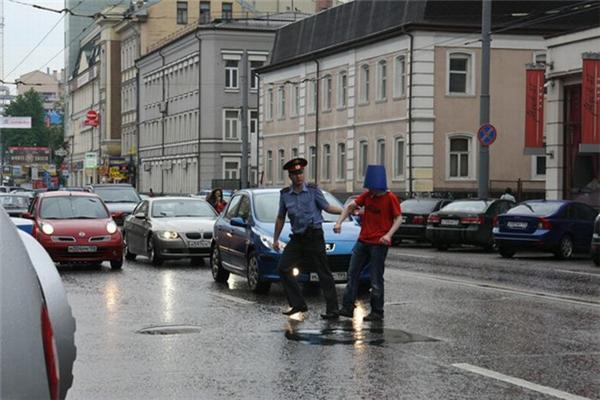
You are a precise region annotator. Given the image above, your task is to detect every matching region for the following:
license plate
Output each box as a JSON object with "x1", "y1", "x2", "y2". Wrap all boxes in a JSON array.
[
  {"x1": 68, "y1": 246, "x2": 97, "y2": 253},
  {"x1": 188, "y1": 240, "x2": 210, "y2": 248},
  {"x1": 440, "y1": 219, "x2": 459, "y2": 226},
  {"x1": 507, "y1": 221, "x2": 528, "y2": 229},
  {"x1": 310, "y1": 272, "x2": 347, "y2": 282}
]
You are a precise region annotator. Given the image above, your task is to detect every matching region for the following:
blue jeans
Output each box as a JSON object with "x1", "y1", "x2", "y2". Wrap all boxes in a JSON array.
[{"x1": 342, "y1": 240, "x2": 388, "y2": 315}]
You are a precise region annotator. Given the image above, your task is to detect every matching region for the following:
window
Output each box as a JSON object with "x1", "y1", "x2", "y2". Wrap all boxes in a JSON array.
[
  {"x1": 394, "y1": 55, "x2": 406, "y2": 98},
  {"x1": 292, "y1": 147, "x2": 298, "y2": 158},
  {"x1": 534, "y1": 52, "x2": 546, "y2": 66},
  {"x1": 322, "y1": 144, "x2": 331, "y2": 180},
  {"x1": 199, "y1": 1, "x2": 211, "y2": 23},
  {"x1": 249, "y1": 110, "x2": 258, "y2": 137},
  {"x1": 532, "y1": 155, "x2": 546, "y2": 179},
  {"x1": 222, "y1": 2, "x2": 233, "y2": 20},
  {"x1": 250, "y1": 61, "x2": 263, "y2": 90},
  {"x1": 448, "y1": 53, "x2": 472, "y2": 94},
  {"x1": 225, "y1": 195, "x2": 242, "y2": 219},
  {"x1": 266, "y1": 88, "x2": 273, "y2": 120},
  {"x1": 266, "y1": 150, "x2": 273, "y2": 182},
  {"x1": 224, "y1": 160, "x2": 240, "y2": 179},
  {"x1": 377, "y1": 60, "x2": 387, "y2": 100},
  {"x1": 225, "y1": 60, "x2": 239, "y2": 89},
  {"x1": 323, "y1": 75, "x2": 332, "y2": 110},
  {"x1": 359, "y1": 141, "x2": 368, "y2": 178},
  {"x1": 394, "y1": 138, "x2": 405, "y2": 178},
  {"x1": 278, "y1": 86, "x2": 286, "y2": 118},
  {"x1": 376, "y1": 139, "x2": 385, "y2": 165},
  {"x1": 309, "y1": 80, "x2": 317, "y2": 113},
  {"x1": 176, "y1": 1, "x2": 188, "y2": 24},
  {"x1": 360, "y1": 64, "x2": 370, "y2": 103},
  {"x1": 291, "y1": 85, "x2": 300, "y2": 116},
  {"x1": 278, "y1": 149, "x2": 285, "y2": 181},
  {"x1": 449, "y1": 137, "x2": 471, "y2": 178},
  {"x1": 337, "y1": 143, "x2": 346, "y2": 179},
  {"x1": 224, "y1": 110, "x2": 239, "y2": 140},
  {"x1": 337, "y1": 71, "x2": 347, "y2": 108},
  {"x1": 309, "y1": 146, "x2": 316, "y2": 181}
]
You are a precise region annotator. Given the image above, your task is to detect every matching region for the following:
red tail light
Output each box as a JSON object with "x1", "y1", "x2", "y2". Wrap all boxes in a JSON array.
[
  {"x1": 413, "y1": 215, "x2": 426, "y2": 225},
  {"x1": 538, "y1": 218, "x2": 552, "y2": 230},
  {"x1": 427, "y1": 215, "x2": 440, "y2": 224},
  {"x1": 41, "y1": 303, "x2": 60, "y2": 400},
  {"x1": 460, "y1": 216, "x2": 483, "y2": 225}
]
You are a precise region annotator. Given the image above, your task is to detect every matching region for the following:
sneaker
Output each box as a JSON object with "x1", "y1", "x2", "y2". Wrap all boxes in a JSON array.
[
  {"x1": 282, "y1": 306, "x2": 308, "y2": 316},
  {"x1": 338, "y1": 307, "x2": 354, "y2": 318},
  {"x1": 363, "y1": 312, "x2": 383, "y2": 321}
]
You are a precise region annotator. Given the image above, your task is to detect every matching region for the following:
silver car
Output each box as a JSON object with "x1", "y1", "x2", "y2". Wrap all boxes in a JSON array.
[{"x1": 123, "y1": 197, "x2": 218, "y2": 266}]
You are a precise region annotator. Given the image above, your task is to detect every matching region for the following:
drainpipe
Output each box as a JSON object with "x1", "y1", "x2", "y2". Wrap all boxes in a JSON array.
[
  {"x1": 256, "y1": 74, "x2": 260, "y2": 187},
  {"x1": 195, "y1": 31, "x2": 202, "y2": 192},
  {"x1": 158, "y1": 49, "x2": 166, "y2": 194},
  {"x1": 135, "y1": 64, "x2": 141, "y2": 190},
  {"x1": 313, "y1": 58, "x2": 320, "y2": 184},
  {"x1": 402, "y1": 28, "x2": 414, "y2": 198}
]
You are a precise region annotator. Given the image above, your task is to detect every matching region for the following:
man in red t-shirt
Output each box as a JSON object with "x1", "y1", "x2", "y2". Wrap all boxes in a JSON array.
[{"x1": 334, "y1": 165, "x2": 402, "y2": 321}]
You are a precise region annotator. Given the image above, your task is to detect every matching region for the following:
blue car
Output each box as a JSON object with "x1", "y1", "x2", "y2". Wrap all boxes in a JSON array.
[
  {"x1": 493, "y1": 200, "x2": 598, "y2": 259},
  {"x1": 210, "y1": 188, "x2": 368, "y2": 293}
]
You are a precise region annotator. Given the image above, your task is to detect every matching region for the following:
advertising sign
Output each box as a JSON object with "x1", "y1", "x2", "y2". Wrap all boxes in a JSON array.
[
  {"x1": 524, "y1": 67, "x2": 545, "y2": 154},
  {"x1": 84, "y1": 152, "x2": 98, "y2": 169},
  {"x1": 0, "y1": 117, "x2": 32, "y2": 129},
  {"x1": 8, "y1": 147, "x2": 51, "y2": 165},
  {"x1": 581, "y1": 54, "x2": 600, "y2": 153}
]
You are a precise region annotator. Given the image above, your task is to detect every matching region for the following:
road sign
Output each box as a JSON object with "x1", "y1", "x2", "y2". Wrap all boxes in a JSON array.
[
  {"x1": 85, "y1": 110, "x2": 99, "y2": 127},
  {"x1": 86, "y1": 110, "x2": 98, "y2": 120},
  {"x1": 84, "y1": 152, "x2": 97, "y2": 169},
  {"x1": 0, "y1": 117, "x2": 32, "y2": 129},
  {"x1": 54, "y1": 148, "x2": 68, "y2": 157},
  {"x1": 477, "y1": 123, "x2": 497, "y2": 146}
]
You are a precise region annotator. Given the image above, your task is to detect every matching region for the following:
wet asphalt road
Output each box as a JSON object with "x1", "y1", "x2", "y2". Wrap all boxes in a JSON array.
[{"x1": 61, "y1": 245, "x2": 600, "y2": 400}]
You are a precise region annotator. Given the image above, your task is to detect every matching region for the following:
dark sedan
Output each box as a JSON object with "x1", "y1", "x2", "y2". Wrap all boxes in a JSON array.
[
  {"x1": 87, "y1": 184, "x2": 141, "y2": 225},
  {"x1": 493, "y1": 200, "x2": 598, "y2": 259},
  {"x1": 394, "y1": 198, "x2": 453, "y2": 244},
  {"x1": 592, "y1": 214, "x2": 600, "y2": 266},
  {"x1": 426, "y1": 199, "x2": 514, "y2": 250}
]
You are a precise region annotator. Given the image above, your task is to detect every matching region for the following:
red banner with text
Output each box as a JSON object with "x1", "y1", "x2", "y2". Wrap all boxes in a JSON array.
[
  {"x1": 581, "y1": 56, "x2": 600, "y2": 153},
  {"x1": 524, "y1": 68, "x2": 545, "y2": 154}
]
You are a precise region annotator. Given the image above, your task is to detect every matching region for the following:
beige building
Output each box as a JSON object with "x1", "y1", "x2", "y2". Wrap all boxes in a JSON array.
[
  {"x1": 17, "y1": 69, "x2": 64, "y2": 112},
  {"x1": 258, "y1": 0, "x2": 595, "y2": 199}
]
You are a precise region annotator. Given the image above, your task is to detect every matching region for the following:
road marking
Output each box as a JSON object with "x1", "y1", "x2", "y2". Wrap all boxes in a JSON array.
[
  {"x1": 452, "y1": 363, "x2": 592, "y2": 400},
  {"x1": 211, "y1": 293, "x2": 255, "y2": 305},
  {"x1": 392, "y1": 252, "x2": 436, "y2": 259},
  {"x1": 397, "y1": 270, "x2": 600, "y2": 308},
  {"x1": 556, "y1": 269, "x2": 600, "y2": 278}
]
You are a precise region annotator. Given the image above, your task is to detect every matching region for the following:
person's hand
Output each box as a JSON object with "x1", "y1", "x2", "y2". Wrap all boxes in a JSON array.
[
  {"x1": 272, "y1": 239, "x2": 280, "y2": 251},
  {"x1": 333, "y1": 222, "x2": 342, "y2": 234},
  {"x1": 379, "y1": 234, "x2": 392, "y2": 246}
]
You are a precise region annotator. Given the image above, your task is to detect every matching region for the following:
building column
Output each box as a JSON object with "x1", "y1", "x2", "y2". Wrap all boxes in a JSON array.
[{"x1": 545, "y1": 79, "x2": 565, "y2": 200}]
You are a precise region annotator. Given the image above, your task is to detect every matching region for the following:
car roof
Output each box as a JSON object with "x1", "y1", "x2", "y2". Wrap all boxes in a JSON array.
[
  {"x1": 37, "y1": 191, "x2": 100, "y2": 198},
  {"x1": 0, "y1": 193, "x2": 30, "y2": 197},
  {"x1": 89, "y1": 184, "x2": 134, "y2": 187},
  {"x1": 149, "y1": 196, "x2": 209, "y2": 202}
]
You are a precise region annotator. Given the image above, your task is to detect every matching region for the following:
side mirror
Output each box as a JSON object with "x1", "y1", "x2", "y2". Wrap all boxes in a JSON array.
[
  {"x1": 21, "y1": 212, "x2": 33, "y2": 219},
  {"x1": 230, "y1": 217, "x2": 247, "y2": 228},
  {"x1": 134, "y1": 212, "x2": 146, "y2": 219}
]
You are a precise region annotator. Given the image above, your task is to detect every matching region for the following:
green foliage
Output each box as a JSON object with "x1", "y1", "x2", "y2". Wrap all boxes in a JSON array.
[{"x1": 1, "y1": 89, "x2": 64, "y2": 150}]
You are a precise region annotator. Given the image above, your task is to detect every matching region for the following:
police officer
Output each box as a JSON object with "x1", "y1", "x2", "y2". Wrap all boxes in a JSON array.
[{"x1": 273, "y1": 157, "x2": 343, "y2": 319}]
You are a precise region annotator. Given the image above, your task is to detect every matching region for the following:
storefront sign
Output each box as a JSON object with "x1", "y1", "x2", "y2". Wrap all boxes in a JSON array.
[
  {"x1": 524, "y1": 66, "x2": 545, "y2": 155},
  {"x1": 581, "y1": 54, "x2": 600, "y2": 153},
  {"x1": 0, "y1": 117, "x2": 32, "y2": 129},
  {"x1": 8, "y1": 146, "x2": 51, "y2": 164},
  {"x1": 84, "y1": 152, "x2": 98, "y2": 169}
]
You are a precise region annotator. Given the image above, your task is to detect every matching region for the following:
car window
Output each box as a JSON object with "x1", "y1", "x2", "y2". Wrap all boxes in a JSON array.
[
  {"x1": 495, "y1": 201, "x2": 512, "y2": 215},
  {"x1": 507, "y1": 202, "x2": 563, "y2": 216},
  {"x1": 151, "y1": 199, "x2": 216, "y2": 218},
  {"x1": 225, "y1": 195, "x2": 242, "y2": 219},
  {"x1": 0, "y1": 195, "x2": 29, "y2": 209},
  {"x1": 93, "y1": 186, "x2": 140, "y2": 203},
  {"x1": 137, "y1": 201, "x2": 149, "y2": 216},
  {"x1": 40, "y1": 197, "x2": 109, "y2": 219},
  {"x1": 400, "y1": 199, "x2": 439, "y2": 214},
  {"x1": 440, "y1": 201, "x2": 489, "y2": 213},
  {"x1": 236, "y1": 196, "x2": 251, "y2": 221}
]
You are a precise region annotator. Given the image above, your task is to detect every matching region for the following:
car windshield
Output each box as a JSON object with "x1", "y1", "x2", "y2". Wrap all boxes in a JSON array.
[
  {"x1": 507, "y1": 202, "x2": 563, "y2": 216},
  {"x1": 40, "y1": 196, "x2": 109, "y2": 219},
  {"x1": 441, "y1": 200, "x2": 489, "y2": 213},
  {"x1": 0, "y1": 195, "x2": 29, "y2": 208},
  {"x1": 401, "y1": 199, "x2": 440, "y2": 214},
  {"x1": 253, "y1": 191, "x2": 344, "y2": 223},
  {"x1": 152, "y1": 199, "x2": 217, "y2": 218},
  {"x1": 94, "y1": 187, "x2": 140, "y2": 203}
]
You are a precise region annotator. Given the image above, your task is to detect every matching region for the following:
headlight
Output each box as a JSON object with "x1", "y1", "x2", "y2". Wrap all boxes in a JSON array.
[
  {"x1": 260, "y1": 234, "x2": 286, "y2": 251},
  {"x1": 159, "y1": 230, "x2": 179, "y2": 240},
  {"x1": 106, "y1": 221, "x2": 118, "y2": 234},
  {"x1": 41, "y1": 222, "x2": 54, "y2": 235}
]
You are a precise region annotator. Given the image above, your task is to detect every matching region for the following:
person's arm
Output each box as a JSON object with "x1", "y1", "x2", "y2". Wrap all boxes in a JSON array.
[
  {"x1": 324, "y1": 203, "x2": 343, "y2": 214},
  {"x1": 379, "y1": 215, "x2": 402, "y2": 245},
  {"x1": 333, "y1": 201, "x2": 357, "y2": 234},
  {"x1": 272, "y1": 215, "x2": 285, "y2": 251}
]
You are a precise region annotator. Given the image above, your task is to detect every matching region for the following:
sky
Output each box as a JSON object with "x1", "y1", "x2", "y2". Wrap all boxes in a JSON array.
[{"x1": 3, "y1": 0, "x2": 65, "y2": 92}]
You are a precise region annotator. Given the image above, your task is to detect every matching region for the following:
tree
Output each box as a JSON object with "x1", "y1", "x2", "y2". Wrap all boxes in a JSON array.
[{"x1": 1, "y1": 89, "x2": 63, "y2": 150}]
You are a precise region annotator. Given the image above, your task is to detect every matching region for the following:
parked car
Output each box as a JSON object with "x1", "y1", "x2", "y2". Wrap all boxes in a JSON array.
[
  {"x1": 394, "y1": 198, "x2": 453, "y2": 244},
  {"x1": 592, "y1": 214, "x2": 600, "y2": 266},
  {"x1": 210, "y1": 188, "x2": 368, "y2": 293},
  {"x1": 1, "y1": 210, "x2": 76, "y2": 400},
  {"x1": 493, "y1": 200, "x2": 598, "y2": 259},
  {"x1": 86, "y1": 183, "x2": 141, "y2": 225},
  {"x1": 123, "y1": 197, "x2": 218, "y2": 265},
  {"x1": 23, "y1": 191, "x2": 123, "y2": 269},
  {"x1": 0, "y1": 193, "x2": 30, "y2": 217},
  {"x1": 426, "y1": 199, "x2": 514, "y2": 250}
]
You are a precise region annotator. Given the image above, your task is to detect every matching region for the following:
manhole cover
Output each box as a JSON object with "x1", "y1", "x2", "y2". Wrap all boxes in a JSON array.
[
  {"x1": 137, "y1": 325, "x2": 202, "y2": 335},
  {"x1": 285, "y1": 327, "x2": 438, "y2": 346}
]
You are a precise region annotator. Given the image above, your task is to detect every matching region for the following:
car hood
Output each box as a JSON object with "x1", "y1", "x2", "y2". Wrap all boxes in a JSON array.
[
  {"x1": 40, "y1": 218, "x2": 112, "y2": 235},
  {"x1": 254, "y1": 219, "x2": 361, "y2": 242},
  {"x1": 104, "y1": 202, "x2": 138, "y2": 213},
  {"x1": 151, "y1": 217, "x2": 216, "y2": 232}
]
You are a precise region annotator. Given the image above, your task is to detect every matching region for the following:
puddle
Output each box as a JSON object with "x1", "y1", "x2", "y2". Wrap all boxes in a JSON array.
[
  {"x1": 137, "y1": 325, "x2": 202, "y2": 335},
  {"x1": 285, "y1": 326, "x2": 439, "y2": 346}
]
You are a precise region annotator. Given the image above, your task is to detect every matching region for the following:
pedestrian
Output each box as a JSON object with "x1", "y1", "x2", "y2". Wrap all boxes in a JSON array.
[
  {"x1": 273, "y1": 157, "x2": 344, "y2": 319},
  {"x1": 334, "y1": 165, "x2": 402, "y2": 321},
  {"x1": 500, "y1": 187, "x2": 516, "y2": 202},
  {"x1": 206, "y1": 188, "x2": 228, "y2": 213},
  {"x1": 149, "y1": 188, "x2": 155, "y2": 198}
]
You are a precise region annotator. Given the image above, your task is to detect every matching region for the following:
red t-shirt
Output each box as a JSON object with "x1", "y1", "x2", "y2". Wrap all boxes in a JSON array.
[{"x1": 355, "y1": 191, "x2": 401, "y2": 245}]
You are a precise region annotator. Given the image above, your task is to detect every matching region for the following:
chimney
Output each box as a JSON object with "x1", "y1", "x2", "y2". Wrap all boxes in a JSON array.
[
  {"x1": 315, "y1": 0, "x2": 333, "y2": 13},
  {"x1": 47, "y1": 67, "x2": 50, "y2": 75},
  {"x1": 53, "y1": 70, "x2": 58, "y2": 80}
]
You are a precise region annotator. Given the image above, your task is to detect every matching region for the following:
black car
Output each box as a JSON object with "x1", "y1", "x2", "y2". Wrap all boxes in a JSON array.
[
  {"x1": 592, "y1": 214, "x2": 600, "y2": 266},
  {"x1": 86, "y1": 184, "x2": 141, "y2": 225},
  {"x1": 393, "y1": 198, "x2": 453, "y2": 244},
  {"x1": 426, "y1": 199, "x2": 514, "y2": 250}
]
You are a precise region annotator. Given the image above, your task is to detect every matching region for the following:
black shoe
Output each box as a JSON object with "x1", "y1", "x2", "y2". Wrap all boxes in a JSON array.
[
  {"x1": 338, "y1": 307, "x2": 354, "y2": 318},
  {"x1": 363, "y1": 312, "x2": 383, "y2": 321},
  {"x1": 282, "y1": 306, "x2": 308, "y2": 316},
  {"x1": 320, "y1": 312, "x2": 339, "y2": 320}
]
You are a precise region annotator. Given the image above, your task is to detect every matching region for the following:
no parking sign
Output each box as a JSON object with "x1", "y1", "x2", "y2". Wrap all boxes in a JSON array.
[{"x1": 477, "y1": 123, "x2": 497, "y2": 146}]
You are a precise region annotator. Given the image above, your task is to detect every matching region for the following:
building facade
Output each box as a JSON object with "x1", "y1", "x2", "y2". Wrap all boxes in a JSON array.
[{"x1": 16, "y1": 69, "x2": 64, "y2": 112}]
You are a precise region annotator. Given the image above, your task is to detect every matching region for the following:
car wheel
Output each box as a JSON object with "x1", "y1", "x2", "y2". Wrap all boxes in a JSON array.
[
  {"x1": 211, "y1": 245, "x2": 229, "y2": 283},
  {"x1": 124, "y1": 233, "x2": 136, "y2": 261},
  {"x1": 499, "y1": 247, "x2": 515, "y2": 258},
  {"x1": 147, "y1": 235, "x2": 163, "y2": 266},
  {"x1": 110, "y1": 259, "x2": 123, "y2": 270},
  {"x1": 247, "y1": 252, "x2": 270, "y2": 294},
  {"x1": 593, "y1": 250, "x2": 600, "y2": 267},
  {"x1": 554, "y1": 235, "x2": 574, "y2": 259}
]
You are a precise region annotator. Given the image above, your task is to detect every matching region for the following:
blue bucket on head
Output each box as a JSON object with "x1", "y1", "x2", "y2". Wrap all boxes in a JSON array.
[{"x1": 363, "y1": 165, "x2": 387, "y2": 191}]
